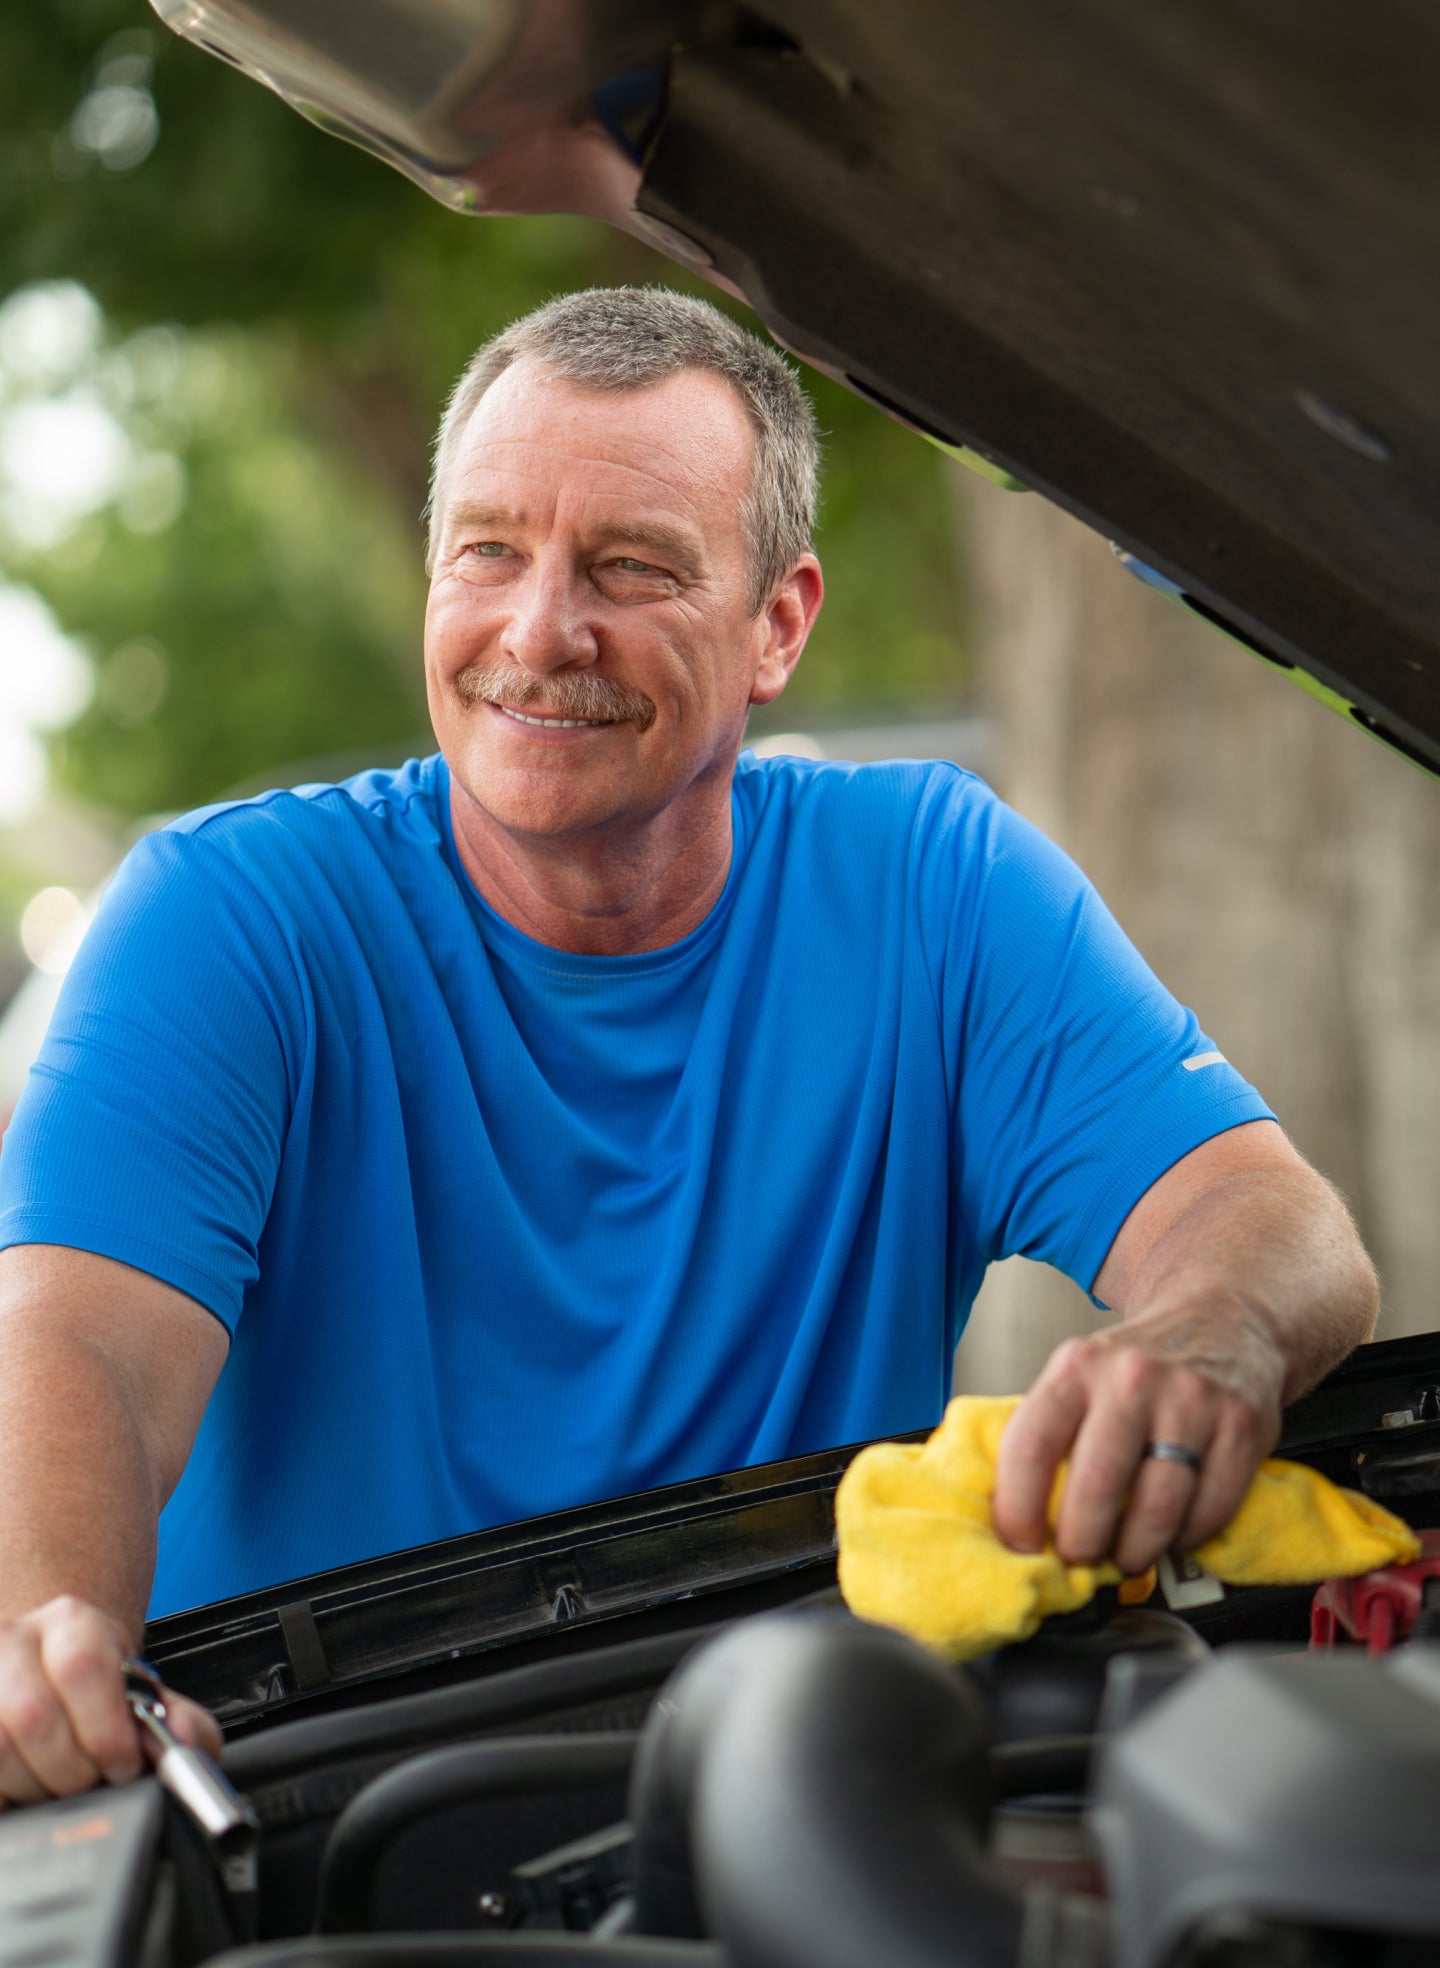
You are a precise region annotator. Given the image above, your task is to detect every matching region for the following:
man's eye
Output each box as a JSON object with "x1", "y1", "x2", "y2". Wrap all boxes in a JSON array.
[
  {"x1": 470, "y1": 541, "x2": 510, "y2": 558},
  {"x1": 613, "y1": 557, "x2": 653, "y2": 574}
]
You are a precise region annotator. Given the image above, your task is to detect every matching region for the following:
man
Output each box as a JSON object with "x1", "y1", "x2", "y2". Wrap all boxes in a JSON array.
[{"x1": 0, "y1": 288, "x2": 1375, "y2": 1806}]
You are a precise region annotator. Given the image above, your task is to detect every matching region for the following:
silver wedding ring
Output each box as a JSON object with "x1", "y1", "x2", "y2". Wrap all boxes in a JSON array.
[{"x1": 1144, "y1": 1439, "x2": 1203, "y2": 1474}]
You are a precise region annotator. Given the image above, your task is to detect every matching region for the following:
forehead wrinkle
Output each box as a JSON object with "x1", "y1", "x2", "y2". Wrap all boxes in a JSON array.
[
  {"x1": 461, "y1": 368, "x2": 753, "y2": 493},
  {"x1": 460, "y1": 426, "x2": 729, "y2": 512},
  {"x1": 444, "y1": 475, "x2": 709, "y2": 543}
]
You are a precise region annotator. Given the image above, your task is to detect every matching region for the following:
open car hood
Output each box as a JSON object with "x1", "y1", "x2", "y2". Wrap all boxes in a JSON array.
[{"x1": 151, "y1": 0, "x2": 1440, "y2": 772}]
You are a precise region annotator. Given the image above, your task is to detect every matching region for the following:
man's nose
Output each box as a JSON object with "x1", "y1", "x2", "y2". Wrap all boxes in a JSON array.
[{"x1": 500, "y1": 563, "x2": 600, "y2": 674}]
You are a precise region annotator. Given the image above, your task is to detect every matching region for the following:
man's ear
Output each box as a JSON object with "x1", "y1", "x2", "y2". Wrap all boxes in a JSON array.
[{"x1": 750, "y1": 555, "x2": 825, "y2": 707}]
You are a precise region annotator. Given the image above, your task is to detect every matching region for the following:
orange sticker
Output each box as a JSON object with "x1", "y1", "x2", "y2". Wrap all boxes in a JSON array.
[{"x1": 53, "y1": 1816, "x2": 114, "y2": 1847}]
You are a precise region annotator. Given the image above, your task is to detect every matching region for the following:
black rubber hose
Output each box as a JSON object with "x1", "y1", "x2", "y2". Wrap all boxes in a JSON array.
[
  {"x1": 207, "y1": 1939, "x2": 722, "y2": 1966},
  {"x1": 314, "y1": 1733, "x2": 637, "y2": 1933},
  {"x1": 629, "y1": 1620, "x2": 766, "y2": 1940},
  {"x1": 631, "y1": 1612, "x2": 1041, "y2": 1968}
]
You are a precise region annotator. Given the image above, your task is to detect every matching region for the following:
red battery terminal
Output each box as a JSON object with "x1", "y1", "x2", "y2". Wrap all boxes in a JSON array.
[{"x1": 1311, "y1": 1527, "x2": 1440, "y2": 1655}]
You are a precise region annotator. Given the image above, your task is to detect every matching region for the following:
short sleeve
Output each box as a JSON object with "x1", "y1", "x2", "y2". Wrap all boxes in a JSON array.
[
  {"x1": 931, "y1": 780, "x2": 1275, "y2": 1294},
  {"x1": 0, "y1": 825, "x2": 304, "y2": 1329}
]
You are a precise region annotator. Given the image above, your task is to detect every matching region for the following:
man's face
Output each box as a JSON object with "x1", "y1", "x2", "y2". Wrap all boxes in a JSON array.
[{"x1": 424, "y1": 358, "x2": 816, "y2": 846}]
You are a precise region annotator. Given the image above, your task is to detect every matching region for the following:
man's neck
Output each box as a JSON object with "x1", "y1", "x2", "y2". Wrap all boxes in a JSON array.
[{"x1": 447, "y1": 774, "x2": 735, "y2": 956}]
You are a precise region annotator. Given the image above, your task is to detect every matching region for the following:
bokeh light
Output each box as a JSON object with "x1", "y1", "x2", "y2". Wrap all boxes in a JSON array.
[
  {"x1": 98, "y1": 639, "x2": 169, "y2": 727},
  {"x1": 19, "y1": 886, "x2": 90, "y2": 976}
]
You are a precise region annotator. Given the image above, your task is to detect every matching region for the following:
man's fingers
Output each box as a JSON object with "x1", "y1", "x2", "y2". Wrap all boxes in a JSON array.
[
  {"x1": 1178, "y1": 1401, "x2": 1267, "y2": 1551},
  {"x1": 1105, "y1": 1370, "x2": 1222, "y2": 1572},
  {"x1": 162, "y1": 1692, "x2": 224, "y2": 1763},
  {"x1": 0, "y1": 1622, "x2": 105, "y2": 1804},
  {"x1": 0, "y1": 1598, "x2": 159, "y2": 1808},
  {"x1": 993, "y1": 1344, "x2": 1092, "y2": 1552},
  {"x1": 0, "y1": 1732, "x2": 49, "y2": 1808},
  {"x1": 1111, "y1": 1454, "x2": 1202, "y2": 1576},
  {"x1": 1051, "y1": 1369, "x2": 1158, "y2": 1566},
  {"x1": 40, "y1": 1601, "x2": 143, "y2": 1788}
]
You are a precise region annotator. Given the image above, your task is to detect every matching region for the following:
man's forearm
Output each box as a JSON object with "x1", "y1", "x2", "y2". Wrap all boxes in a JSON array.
[
  {"x1": 0, "y1": 1321, "x2": 163, "y2": 1642},
  {"x1": 1115, "y1": 1164, "x2": 1379, "y2": 1404}
]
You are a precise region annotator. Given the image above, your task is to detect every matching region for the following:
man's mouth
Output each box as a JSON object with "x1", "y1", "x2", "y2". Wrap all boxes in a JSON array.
[
  {"x1": 497, "y1": 705, "x2": 613, "y2": 730},
  {"x1": 456, "y1": 662, "x2": 658, "y2": 733}
]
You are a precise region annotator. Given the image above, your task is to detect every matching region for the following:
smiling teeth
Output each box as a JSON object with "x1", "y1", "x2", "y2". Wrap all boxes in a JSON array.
[{"x1": 498, "y1": 706, "x2": 609, "y2": 728}]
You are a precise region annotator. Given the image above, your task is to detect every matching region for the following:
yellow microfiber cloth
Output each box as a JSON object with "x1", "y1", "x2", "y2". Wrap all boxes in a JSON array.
[{"x1": 835, "y1": 1394, "x2": 1421, "y2": 1660}]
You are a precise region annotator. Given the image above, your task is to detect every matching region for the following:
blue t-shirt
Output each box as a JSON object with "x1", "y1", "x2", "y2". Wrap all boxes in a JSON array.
[{"x1": 0, "y1": 754, "x2": 1271, "y2": 1615}]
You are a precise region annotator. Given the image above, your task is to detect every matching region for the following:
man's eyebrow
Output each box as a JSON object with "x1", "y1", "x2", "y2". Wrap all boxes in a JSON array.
[{"x1": 442, "y1": 499, "x2": 527, "y2": 535}]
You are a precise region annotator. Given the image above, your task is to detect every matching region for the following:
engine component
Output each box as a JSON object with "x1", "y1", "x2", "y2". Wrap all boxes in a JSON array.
[
  {"x1": 0, "y1": 1782, "x2": 165, "y2": 1968},
  {"x1": 1093, "y1": 1644, "x2": 1440, "y2": 1967},
  {"x1": 629, "y1": 1610, "x2": 1110, "y2": 1968},
  {"x1": 508, "y1": 1819, "x2": 632, "y2": 1930},
  {"x1": 1311, "y1": 1527, "x2": 1440, "y2": 1653},
  {"x1": 314, "y1": 1733, "x2": 636, "y2": 1933},
  {"x1": 0, "y1": 1774, "x2": 258, "y2": 1967},
  {"x1": 965, "y1": 1605, "x2": 1209, "y2": 1744}
]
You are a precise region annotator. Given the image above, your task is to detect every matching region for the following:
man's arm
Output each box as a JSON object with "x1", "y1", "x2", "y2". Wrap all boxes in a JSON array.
[
  {"x1": 0, "y1": 1244, "x2": 228, "y2": 1806},
  {"x1": 992, "y1": 1119, "x2": 1379, "y2": 1573}
]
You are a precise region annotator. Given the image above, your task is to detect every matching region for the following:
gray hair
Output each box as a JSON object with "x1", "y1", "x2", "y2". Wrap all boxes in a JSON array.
[{"x1": 426, "y1": 287, "x2": 819, "y2": 612}]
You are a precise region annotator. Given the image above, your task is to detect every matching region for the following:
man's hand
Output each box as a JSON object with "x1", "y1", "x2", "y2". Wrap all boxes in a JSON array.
[
  {"x1": 993, "y1": 1294, "x2": 1284, "y2": 1573},
  {"x1": 0, "y1": 1596, "x2": 221, "y2": 1809},
  {"x1": 992, "y1": 1120, "x2": 1378, "y2": 1574}
]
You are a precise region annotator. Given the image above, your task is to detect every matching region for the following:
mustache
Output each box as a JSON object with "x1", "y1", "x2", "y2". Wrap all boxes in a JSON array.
[{"x1": 455, "y1": 663, "x2": 657, "y2": 733}]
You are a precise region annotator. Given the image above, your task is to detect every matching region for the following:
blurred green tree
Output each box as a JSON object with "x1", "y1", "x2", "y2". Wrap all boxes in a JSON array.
[{"x1": 2, "y1": 0, "x2": 966, "y2": 825}]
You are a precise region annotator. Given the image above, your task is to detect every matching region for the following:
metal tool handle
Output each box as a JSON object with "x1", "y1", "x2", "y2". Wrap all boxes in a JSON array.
[{"x1": 123, "y1": 1657, "x2": 259, "y2": 1844}]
